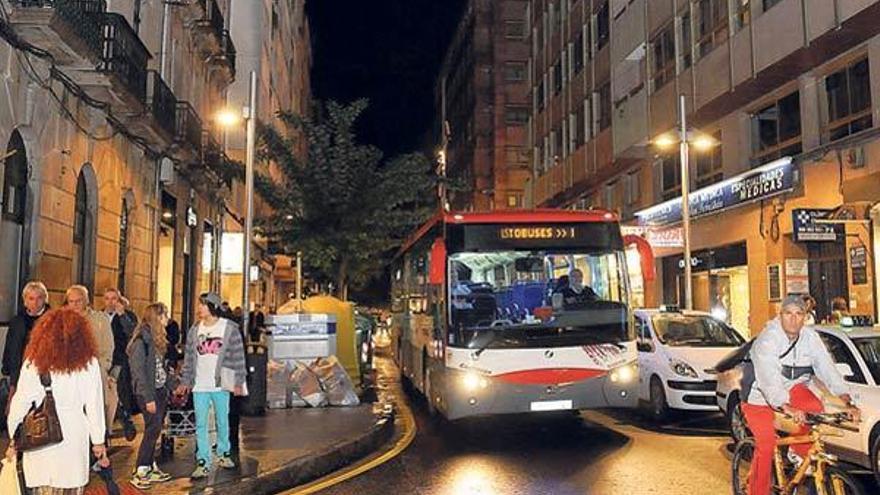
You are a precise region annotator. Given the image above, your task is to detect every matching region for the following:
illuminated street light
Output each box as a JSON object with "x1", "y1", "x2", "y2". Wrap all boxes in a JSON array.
[
  {"x1": 215, "y1": 108, "x2": 242, "y2": 128},
  {"x1": 650, "y1": 95, "x2": 720, "y2": 310}
]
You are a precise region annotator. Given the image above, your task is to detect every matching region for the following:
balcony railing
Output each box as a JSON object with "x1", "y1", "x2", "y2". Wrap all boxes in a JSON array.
[
  {"x1": 146, "y1": 71, "x2": 176, "y2": 138},
  {"x1": 98, "y1": 13, "x2": 149, "y2": 103},
  {"x1": 174, "y1": 102, "x2": 202, "y2": 155},
  {"x1": 10, "y1": 0, "x2": 107, "y2": 65},
  {"x1": 197, "y1": 0, "x2": 224, "y2": 41},
  {"x1": 201, "y1": 130, "x2": 222, "y2": 167}
]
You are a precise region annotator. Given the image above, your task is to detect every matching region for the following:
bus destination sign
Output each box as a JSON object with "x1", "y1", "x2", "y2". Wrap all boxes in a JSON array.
[
  {"x1": 449, "y1": 223, "x2": 623, "y2": 252},
  {"x1": 498, "y1": 226, "x2": 577, "y2": 240}
]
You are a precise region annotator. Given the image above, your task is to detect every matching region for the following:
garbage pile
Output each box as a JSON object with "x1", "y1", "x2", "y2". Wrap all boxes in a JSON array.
[{"x1": 266, "y1": 355, "x2": 360, "y2": 409}]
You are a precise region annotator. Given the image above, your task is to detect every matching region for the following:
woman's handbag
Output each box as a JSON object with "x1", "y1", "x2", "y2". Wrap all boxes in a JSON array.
[{"x1": 14, "y1": 374, "x2": 64, "y2": 451}]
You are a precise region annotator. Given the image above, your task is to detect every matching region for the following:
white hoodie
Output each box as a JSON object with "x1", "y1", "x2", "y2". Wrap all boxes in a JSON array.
[{"x1": 747, "y1": 317, "x2": 849, "y2": 408}]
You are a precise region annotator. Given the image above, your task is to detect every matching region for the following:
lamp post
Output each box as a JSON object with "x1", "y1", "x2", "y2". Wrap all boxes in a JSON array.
[
  {"x1": 217, "y1": 70, "x2": 258, "y2": 334},
  {"x1": 653, "y1": 94, "x2": 718, "y2": 310}
]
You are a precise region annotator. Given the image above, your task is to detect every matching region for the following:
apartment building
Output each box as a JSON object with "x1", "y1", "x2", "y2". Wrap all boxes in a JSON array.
[
  {"x1": 0, "y1": 0, "x2": 310, "y2": 332},
  {"x1": 437, "y1": 0, "x2": 531, "y2": 211},
  {"x1": 527, "y1": 0, "x2": 880, "y2": 334}
]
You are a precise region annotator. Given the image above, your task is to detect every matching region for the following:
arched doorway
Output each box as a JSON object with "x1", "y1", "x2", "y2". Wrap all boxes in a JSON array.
[
  {"x1": 73, "y1": 163, "x2": 98, "y2": 294},
  {"x1": 0, "y1": 130, "x2": 30, "y2": 321}
]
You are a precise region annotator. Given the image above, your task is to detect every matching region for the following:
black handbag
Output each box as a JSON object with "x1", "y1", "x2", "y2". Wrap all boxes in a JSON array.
[{"x1": 14, "y1": 374, "x2": 64, "y2": 451}]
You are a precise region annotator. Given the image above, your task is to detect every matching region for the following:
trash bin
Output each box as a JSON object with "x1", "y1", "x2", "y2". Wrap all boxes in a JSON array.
[
  {"x1": 241, "y1": 343, "x2": 268, "y2": 416},
  {"x1": 265, "y1": 313, "x2": 337, "y2": 363}
]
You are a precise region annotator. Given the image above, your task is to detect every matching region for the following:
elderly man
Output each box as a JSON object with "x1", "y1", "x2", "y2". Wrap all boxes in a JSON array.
[
  {"x1": 742, "y1": 294, "x2": 861, "y2": 495},
  {"x1": 2, "y1": 281, "x2": 50, "y2": 399},
  {"x1": 66, "y1": 285, "x2": 115, "y2": 437},
  {"x1": 103, "y1": 288, "x2": 138, "y2": 441}
]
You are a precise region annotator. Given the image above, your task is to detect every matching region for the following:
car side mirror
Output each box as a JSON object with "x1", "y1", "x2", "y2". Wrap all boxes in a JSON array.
[
  {"x1": 637, "y1": 341, "x2": 654, "y2": 353},
  {"x1": 835, "y1": 362, "x2": 854, "y2": 378}
]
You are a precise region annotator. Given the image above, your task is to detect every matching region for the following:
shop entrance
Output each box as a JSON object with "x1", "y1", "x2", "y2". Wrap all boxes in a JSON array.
[
  {"x1": 807, "y1": 242, "x2": 848, "y2": 323},
  {"x1": 157, "y1": 191, "x2": 177, "y2": 314}
]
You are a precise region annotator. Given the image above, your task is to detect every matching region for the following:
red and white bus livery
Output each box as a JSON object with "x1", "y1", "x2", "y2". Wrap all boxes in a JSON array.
[{"x1": 391, "y1": 209, "x2": 638, "y2": 420}]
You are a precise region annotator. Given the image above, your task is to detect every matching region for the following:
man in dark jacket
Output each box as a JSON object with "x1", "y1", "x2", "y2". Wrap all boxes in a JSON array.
[
  {"x1": 2, "y1": 281, "x2": 49, "y2": 398},
  {"x1": 103, "y1": 288, "x2": 138, "y2": 441}
]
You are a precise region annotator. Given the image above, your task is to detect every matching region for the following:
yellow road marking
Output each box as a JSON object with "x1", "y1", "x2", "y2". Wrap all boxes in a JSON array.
[{"x1": 284, "y1": 395, "x2": 417, "y2": 494}]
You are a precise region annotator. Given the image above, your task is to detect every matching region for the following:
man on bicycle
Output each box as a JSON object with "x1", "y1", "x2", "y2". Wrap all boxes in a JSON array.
[{"x1": 743, "y1": 294, "x2": 860, "y2": 495}]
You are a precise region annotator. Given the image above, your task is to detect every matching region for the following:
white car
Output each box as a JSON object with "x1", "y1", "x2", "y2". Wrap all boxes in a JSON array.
[
  {"x1": 716, "y1": 324, "x2": 880, "y2": 485},
  {"x1": 635, "y1": 308, "x2": 746, "y2": 419}
]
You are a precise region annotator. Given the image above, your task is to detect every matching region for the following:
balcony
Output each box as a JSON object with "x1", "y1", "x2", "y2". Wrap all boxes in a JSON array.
[
  {"x1": 193, "y1": 0, "x2": 224, "y2": 54},
  {"x1": 173, "y1": 102, "x2": 203, "y2": 160},
  {"x1": 7, "y1": 0, "x2": 106, "y2": 66},
  {"x1": 88, "y1": 13, "x2": 149, "y2": 108},
  {"x1": 209, "y1": 29, "x2": 236, "y2": 83},
  {"x1": 124, "y1": 71, "x2": 177, "y2": 146}
]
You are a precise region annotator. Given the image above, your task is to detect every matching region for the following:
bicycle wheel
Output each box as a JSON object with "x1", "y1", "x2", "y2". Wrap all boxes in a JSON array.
[
  {"x1": 821, "y1": 466, "x2": 863, "y2": 495},
  {"x1": 732, "y1": 439, "x2": 755, "y2": 495}
]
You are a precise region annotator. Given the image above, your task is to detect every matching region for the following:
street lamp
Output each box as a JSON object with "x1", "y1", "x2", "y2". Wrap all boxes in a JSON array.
[
  {"x1": 216, "y1": 70, "x2": 258, "y2": 334},
  {"x1": 652, "y1": 94, "x2": 719, "y2": 310}
]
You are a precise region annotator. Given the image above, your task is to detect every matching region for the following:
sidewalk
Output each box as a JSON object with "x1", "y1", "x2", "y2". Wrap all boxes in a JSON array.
[{"x1": 3, "y1": 403, "x2": 393, "y2": 495}]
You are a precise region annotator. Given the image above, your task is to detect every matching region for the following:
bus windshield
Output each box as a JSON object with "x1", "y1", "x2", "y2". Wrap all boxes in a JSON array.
[{"x1": 448, "y1": 250, "x2": 631, "y2": 349}]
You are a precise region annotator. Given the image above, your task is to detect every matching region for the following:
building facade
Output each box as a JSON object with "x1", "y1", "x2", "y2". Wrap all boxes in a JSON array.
[
  {"x1": 526, "y1": 0, "x2": 880, "y2": 335},
  {"x1": 0, "y1": 0, "x2": 310, "y2": 337},
  {"x1": 437, "y1": 0, "x2": 531, "y2": 211}
]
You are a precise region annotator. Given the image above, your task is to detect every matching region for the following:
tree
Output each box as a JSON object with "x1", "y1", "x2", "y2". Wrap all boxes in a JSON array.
[{"x1": 258, "y1": 99, "x2": 436, "y2": 299}]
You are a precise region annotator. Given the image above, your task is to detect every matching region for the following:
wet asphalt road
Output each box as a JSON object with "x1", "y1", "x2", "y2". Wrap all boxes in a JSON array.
[{"x1": 317, "y1": 354, "x2": 746, "y2": 495}]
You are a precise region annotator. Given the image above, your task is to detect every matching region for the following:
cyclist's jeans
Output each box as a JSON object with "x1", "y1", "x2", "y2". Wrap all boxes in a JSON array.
[{"x1": 741, "y1": 384, "x2": 823, "y2": 495}]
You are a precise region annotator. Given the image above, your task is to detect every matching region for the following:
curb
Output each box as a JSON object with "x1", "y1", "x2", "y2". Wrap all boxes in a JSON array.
[{"x1": 197, "y1": 408, "x2": 396, "y2": 495}]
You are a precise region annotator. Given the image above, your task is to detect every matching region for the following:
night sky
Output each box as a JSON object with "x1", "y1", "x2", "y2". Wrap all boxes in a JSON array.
[{"x1": 306, "y1": 0, "x2": 467, "y2": 157}]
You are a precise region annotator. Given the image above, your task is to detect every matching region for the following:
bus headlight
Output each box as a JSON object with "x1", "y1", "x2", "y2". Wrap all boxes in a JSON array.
[
  {"x1": 461, "y1": 371, "x2": 489, "y2": 391},
  {"x1": 609, "y1": 362, "x2": 638, "y2": 384}
]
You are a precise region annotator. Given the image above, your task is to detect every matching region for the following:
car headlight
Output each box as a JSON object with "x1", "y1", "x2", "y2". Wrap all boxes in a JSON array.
[
  {"x1": 609, "y1": 361, "x2": 638, "y2": 384},
  {"x1": 670, "y1": 359, "x2": 699, "y2": 378},
  {"x1": 461, "y1": 371, "x2": 489, "y2": 391}
]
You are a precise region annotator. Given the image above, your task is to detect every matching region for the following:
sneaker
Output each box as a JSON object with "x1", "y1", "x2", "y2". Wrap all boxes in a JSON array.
[
  {"x1": 131, "y1": 467, "x2": 152, "y2": 490},
  {"x1": 217, "y1": 453, "x2": 236, "y2": 469},
  {"x1": 190, "y1": 460, "x2": 210, "y2": 479},
  {"x1": 147, "y1": 468, "x2": 172, "y2": 483}
]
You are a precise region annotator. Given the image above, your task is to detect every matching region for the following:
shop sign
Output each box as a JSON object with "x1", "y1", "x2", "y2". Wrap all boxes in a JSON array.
[
  {"x1": 635, "y1": 157, "x2": 794, "y2": 226},
  {"x1": 851, "y1": 245, "x2": 868, "y2": 285},
  {"x1": 784, "y1": 259, "x2": 809, "y2": 295},
  {"x1": 792, "y1": 209, "x2": 842, "y2": 242},
  {"x1": 619, "y1": 226, "x2": 683, "y2": 248},
  {"x1": 668, "y1": 243, "x2": 748, "y2": 273}
]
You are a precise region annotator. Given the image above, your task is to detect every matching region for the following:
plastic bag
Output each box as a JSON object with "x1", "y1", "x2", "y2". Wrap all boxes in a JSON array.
[
  {"x1": 0, "y1": 457, "x2": 23, "y2": 495},
  {"x1": 312, "y1": 356, "x2": 360, "y2": 407},
  {"x1": 289, "y1": 361, "x2": 327, "y2": 407}
]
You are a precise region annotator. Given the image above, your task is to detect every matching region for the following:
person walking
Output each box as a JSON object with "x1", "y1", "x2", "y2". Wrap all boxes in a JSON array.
[
  {"x1": 5, "y1": 308, "x2": 107, "y2": 495},
  {"x1": 103, "y1": 288, "x2": 138, "y2": 441},
  {"x1": 742, "y1": 295, "x2": 861, "y2": 495},
  {"x1": 2, "y1": 281, "x2": 49, "y2": 400},
  {"x1": 66, "y1": 285, "x2": 116, "y2": 441},
  {"x1": 175, "y1": 292, "x2": 247, "y2": 479},
  {"x1": 127, "y1": 303, "x2": 173, "y2": 489}
]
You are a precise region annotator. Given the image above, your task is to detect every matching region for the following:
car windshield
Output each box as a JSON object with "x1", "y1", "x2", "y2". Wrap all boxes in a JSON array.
[
  {"x1": 852, "y1": 337, "x2": 880, "y2": 384},
  {"x1": 651, "y1": 314, "x2": 745, "y2": 347},
  {"x1": 447, "y1": 250, "x2": 631, "y2": 348}
]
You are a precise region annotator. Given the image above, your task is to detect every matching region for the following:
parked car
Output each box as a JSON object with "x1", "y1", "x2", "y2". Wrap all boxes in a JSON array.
[
  {"x1": 635, "y1": 307, "x2": 746, "y2": 419},
  {"x1": 716, "y1": 323, "x2": 880, "y2": 485}
]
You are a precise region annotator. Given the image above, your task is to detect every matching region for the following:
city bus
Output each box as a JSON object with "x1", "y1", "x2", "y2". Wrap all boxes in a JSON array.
[{"x1": 390, "y1": 209, "x2": 638, "y2": 420}]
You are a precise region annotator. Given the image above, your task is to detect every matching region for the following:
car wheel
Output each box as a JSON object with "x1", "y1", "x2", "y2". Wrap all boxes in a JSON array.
[
  {"x1": 727, "y1": 393, "x2": 751, "y2": 443},
  {"x1": 649, "y1": 377, "x2": 669, "y2": 420}
]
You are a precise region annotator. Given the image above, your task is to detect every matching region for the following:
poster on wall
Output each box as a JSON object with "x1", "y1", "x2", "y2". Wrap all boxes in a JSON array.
[
  {"x1": 767, "y1": 264, "x2": 782, "y2": 301},
  {"x1": 851, "y1": 245, "x2": 868, "y2": 285},
  {"x1": 785, "y1": 259, "x2": 809, "y2": 295}
]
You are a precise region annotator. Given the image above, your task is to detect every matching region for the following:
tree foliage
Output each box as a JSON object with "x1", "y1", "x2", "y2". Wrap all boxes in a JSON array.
[{"x1": 257, "y1": 99, "x2": 436, "y2": 297}]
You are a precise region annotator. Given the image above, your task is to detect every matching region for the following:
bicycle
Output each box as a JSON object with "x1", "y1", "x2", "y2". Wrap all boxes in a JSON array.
[{"x1": 731, "y1": 411, "x2": 863, "y2": 495}]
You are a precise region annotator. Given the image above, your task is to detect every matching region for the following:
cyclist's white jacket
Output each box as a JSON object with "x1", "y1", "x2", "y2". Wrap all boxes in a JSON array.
[{"x1": 747, "y1": 318, "x2": 849, "y2": 408}]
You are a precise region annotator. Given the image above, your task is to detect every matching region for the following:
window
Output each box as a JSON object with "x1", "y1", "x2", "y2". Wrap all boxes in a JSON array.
[
  {"x1": 696, "y1": 0, "x2": 729, "y2": 59},
  {"x1": 696, "y1": 131, "x2": 723, "y2": 188},
  {"x1": 651, "y1": 24, "x2": 675, "y2": 91},
  {"x1": 2, "y1": 131, "x2": 27, "y2": 223},
  {"x1": 660, "y1": 155, "x2": 681, "y2": 200},
  {"x1": 505, "y1": 20, "x2": 526, "y2": 40},
  {"x1": 626, "y1": 170, "x2": 640, "y2": 206},
  {"x1": 507, "y1": 192, "x2": 524, "y2": 208},
  {"x1": 573, "y1": 31, "x2": 584, "y2": 74},
  {"x1": 680, "y1": 10, "x2": 692, "y2": 69},
  {"x1": 819, "y1": 334, "x2": 867, "y2": 384},
  {"x1": 574, "y1": 103, "x2": 586, "y2": 148},
  {"x1": 598, "y1": 83, "x2": 611, "y2": 131},
  {"x1": 553, "y1": 59, "x2": 563, "y2": 95},
  {"x1": 763, "y1": 0, "x2": 783, "y2": 11},
  {"x1": 0, "y1": 130, "x2": 28, "y2": 321},
  {"x1": 824, "y1": 58, "x2": 872, "y2": 142},
  {"x1": 584, "y1": 22, "x2": 592, "y2": 62},
  {"x1": 504, "y1": 61, "x2": 527, "y2": 82},
  {"x1": 554, "y1": 128, "x2": 564, "y2": 159},
  {"x1": 604, "y1": 182, "x2": 617, "y2": 210},
  {"x1": 536, "y1": 80, "x2": 545, "y2": 112},
  {"x1": 584, "y1": 98, "x2": 593, "y2": 141},
  {"x1": 505, "y1": 106, "x2": 529, "y2": 125},
  {"x1": 596, "y1": 1, "x2": 609, "y2": 50},
  {"x1": 734, "y1": 0, "x2": 751, "y2": 31},
  {"x1": 752, "y1": 92, "x2": 802, "y2": 165},
  {"x1": 73, "y1": 164, "x2": 97, "y2": 294}
]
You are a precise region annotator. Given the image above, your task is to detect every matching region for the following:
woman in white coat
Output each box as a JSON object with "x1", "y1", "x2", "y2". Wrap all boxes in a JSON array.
[{"x1": 5, "y1": 308, "x2": 107, "y2": 495}]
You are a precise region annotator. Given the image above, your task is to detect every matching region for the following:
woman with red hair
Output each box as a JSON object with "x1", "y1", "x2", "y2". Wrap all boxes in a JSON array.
[{"x1": 5, "y1": 308, "x2": 107, "y2": 495}]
